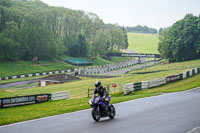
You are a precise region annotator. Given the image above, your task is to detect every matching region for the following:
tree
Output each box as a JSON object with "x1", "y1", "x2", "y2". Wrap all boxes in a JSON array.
[
  {"x1": 0, "y1": 0, "x2": 129, "y2": 61},
  {"x1": 158, "y1": 14, "x2": 200, "y2": 62},
  {"x1": 122, "y1": 26, "x2": 129, "y2": 49},
  {"x1": 126, "y1": 25, "x2": 157, "y2": 34},
  {"x1": 89, "y1": 29, "x2": 108, "y2": 60},
  {"x1": 0, "y1": 21, "x2": 20, "y2": 60}
]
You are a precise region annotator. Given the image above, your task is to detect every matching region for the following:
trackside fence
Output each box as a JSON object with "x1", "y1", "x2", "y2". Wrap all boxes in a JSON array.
[
  {"x1": 124, "y1": 67, "x2": 200, "y2": 94},
  {"x1": 0, "y1": 91, "x2": 70, "y2": 108},
  {"x1": 51, "y1": 91, "x2": 70, "y2": 101}
]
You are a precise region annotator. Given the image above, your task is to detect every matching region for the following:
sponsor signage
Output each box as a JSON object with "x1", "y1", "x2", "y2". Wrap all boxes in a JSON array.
[
  {"x1": 112, "y1": 84, "x2": 117, "y2": 87},
  {"x1": 0, "y1": 94, "x2": 51, "y2": 108},
  {"x1": 107, "y1": 53, "x2": 161, "y2": 58},
  {"x1": 166, "y1": 75, "x2": 180, "y2": 83}
]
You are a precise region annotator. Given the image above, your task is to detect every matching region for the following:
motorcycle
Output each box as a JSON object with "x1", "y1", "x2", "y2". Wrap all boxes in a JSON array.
[{"x1": 88, "y1": 95, "x2": 116, "y2": 122}]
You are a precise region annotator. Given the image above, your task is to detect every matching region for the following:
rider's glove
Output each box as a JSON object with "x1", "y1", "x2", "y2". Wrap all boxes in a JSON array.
[{"x1": 100, "y1": 97, "x2": 104, "y2": 101}]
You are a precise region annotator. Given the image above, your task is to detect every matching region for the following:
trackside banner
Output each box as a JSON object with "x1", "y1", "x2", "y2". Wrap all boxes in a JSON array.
[
  {"x1": 106, "y1": 53, "x2": 161, "y2": 58},
  {"x1": 0, "y1": 94, "x2": 51, "y2": 108}
]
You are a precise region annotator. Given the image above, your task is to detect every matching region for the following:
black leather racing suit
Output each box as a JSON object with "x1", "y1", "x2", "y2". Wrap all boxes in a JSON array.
[{"x1": 93, "y1": 86, "x2": 109, "y2": 102}]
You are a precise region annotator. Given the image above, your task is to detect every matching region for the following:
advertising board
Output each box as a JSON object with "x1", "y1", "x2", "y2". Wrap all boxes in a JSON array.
[{"x1": 0, "y1": 94, "x2": 50, "y2": 108}]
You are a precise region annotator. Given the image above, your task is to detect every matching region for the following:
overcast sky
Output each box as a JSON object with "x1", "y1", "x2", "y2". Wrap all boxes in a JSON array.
[{"x1": 41, "y1": 0, "x2": 200, "y2": 29}]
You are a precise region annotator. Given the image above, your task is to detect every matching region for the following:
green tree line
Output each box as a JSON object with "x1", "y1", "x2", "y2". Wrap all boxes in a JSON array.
[
  {"x1": 0, "y1": 0, "x2": 128, "y2": 61},
  {"x1": 125, "y1": 25, "x2": 157, "y2": 34},
  {"x1": 158, "y1": 14, "x2": 200, "y2": 62}
]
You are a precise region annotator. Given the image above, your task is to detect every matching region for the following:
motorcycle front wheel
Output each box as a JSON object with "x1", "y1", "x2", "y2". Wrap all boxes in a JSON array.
[
  {"x1": 92, "y1": 108, "x2": 101, "y2": 122},
  {"x1": 109, "y1": 104, "x2": 116, "y2": 119}
]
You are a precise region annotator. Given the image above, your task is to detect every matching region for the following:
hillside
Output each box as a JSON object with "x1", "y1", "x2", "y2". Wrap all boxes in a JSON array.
[
  {"x1": 128, "y1": 33, "x2": 159, "y2": 54},
  {"x1": 0, "y1": 0, "x2": 128, "y2": 61}
]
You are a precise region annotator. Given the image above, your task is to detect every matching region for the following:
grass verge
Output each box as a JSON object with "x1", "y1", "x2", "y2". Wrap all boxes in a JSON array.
[
  {"x1": 1, "y1": 59, "x2": 200, "y2": 99},
  {"x1": 0, "y1": 74, "x2": 200, "y2": 126}
]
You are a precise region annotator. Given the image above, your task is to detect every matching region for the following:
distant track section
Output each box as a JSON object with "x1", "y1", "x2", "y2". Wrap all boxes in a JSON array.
[{"x1": 107, "y1": 53, "x2": 161, "y2": 58}]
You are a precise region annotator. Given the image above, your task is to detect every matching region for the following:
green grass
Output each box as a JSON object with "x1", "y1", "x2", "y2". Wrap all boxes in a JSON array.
[
  {"x1": 0, "y1": 93, "x2": 158, "y2": 126},
  {"x1": 109, "y1": 56, "x2": 130, "y2": 63},
  {"x1": 128, "y1": 33, "x2": 159, "y2": 54},
  {"x1": 92, "y1": 57, "x2": 129, "y2": 66},
  {"x1": 0, "y1": 73, "x2": 200, "y2": 126},
  {"x1": 0, "y1": 58, "x2": 200, "y2": 125},
  {"x1": 0, "y1": 56, "x2": 129, "y2": 78},
  {"x1": 138, "y1": 73, "x2": 200, "y2": 94},
  {"x1": 129, "y1": 59, "x2": 200, "y2": 75},
  {"x1": 1, "y1": 59, "x2": 200, "y2": 99},
  {"x1": 92, "y1": 57, "x2": 113, "y2": 65},
  {"x1": 0, "y1": 61, "x2": 74, "y2": 78},
  {"x1": 0, "y1": 75, "x2": 47, "y2": 84}
]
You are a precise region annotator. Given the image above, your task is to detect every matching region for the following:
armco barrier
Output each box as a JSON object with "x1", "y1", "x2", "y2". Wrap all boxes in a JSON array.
[
  {"x1": 148, "y1": 78, "x2": 166, "y2": 88},
  {"x1": 195, "y1": 68, "x2": 198, "y2": 74},
  {"x1": 141, "y1": 81, "x2": 149, "y2": 90},
  {"x1": 192, "y1": 69, "x2": 195, "y2": 75},
  {"x1": 12, "y1": 76, "x2": 17, "y2": 79},
  {"x1": 51, "y1": 91, "x2": 70, "y2": 101},
  {"x1": 179, "y1": 73, "x2": 183, "y2": 80},
  {"x1": 183, "y1": 72, "x2": 187, "y2": 79},
  {"x1": 134, "y1": 82, "x2": 142, "y2": 91},
  {"x1": 189, "y1": 70, "x2": 193, "y2": 77},
  {"x1": 186, "y1": 71, "x2": 190, "y2": 78},
  {"x1": 166, "y1": 75, "x2": 180, "y2": 83},
  {"x1": 124, "y1": 67, "x2": 200, "y2": 94},
  {"x1": 124, "y1": 83, "x2": 134, "y2": 94}
]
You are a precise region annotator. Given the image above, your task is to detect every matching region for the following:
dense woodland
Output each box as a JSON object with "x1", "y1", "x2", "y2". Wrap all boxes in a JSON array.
[
  {"x1": 158, "y1": 14, "x2": 200, "y2": 62},
  {"x1": 125, "y1": 25, "x2": 157, "y2": 34},
  {"x1": 0, "y1": 0, "x2": 128, "y2": 61}
]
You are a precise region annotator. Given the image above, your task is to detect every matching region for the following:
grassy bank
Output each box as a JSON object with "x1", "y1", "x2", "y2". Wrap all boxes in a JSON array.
[
  {"x1": 1, "y1": 59, "x2": 200, "y2": 99},
  {"x1": 0, "y1": 56, "x2": 129, "y2": 78},
  {"x1": 0, "y1": 73, "x2": 200, "y2": 126},
  {"x1": 0, "y1": 61, "x2": 74, "y2": 78},
  {"x1": 129, "y1": 59, "x2": 200, "y2": 74}
]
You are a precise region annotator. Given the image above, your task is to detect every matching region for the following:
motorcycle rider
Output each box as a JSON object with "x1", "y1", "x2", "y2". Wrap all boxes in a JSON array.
[{"x1": 93, "y1": 81, "x2": 109, "y2": 110}]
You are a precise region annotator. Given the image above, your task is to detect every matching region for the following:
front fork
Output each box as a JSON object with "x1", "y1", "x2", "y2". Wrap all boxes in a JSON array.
[{"x1": 95, "y1": 105, "x2": 99, "y2": 111}]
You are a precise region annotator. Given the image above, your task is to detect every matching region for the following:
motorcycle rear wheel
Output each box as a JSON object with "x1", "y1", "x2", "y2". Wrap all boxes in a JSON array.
[{"x1": 92, "y1": 108, "x2": 101, "y2": 122}]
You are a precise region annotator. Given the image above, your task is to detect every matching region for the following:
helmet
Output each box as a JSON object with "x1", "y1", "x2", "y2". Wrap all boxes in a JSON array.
[{"x1": 95, "y1": 81, "x2": 101, "y2": 88}]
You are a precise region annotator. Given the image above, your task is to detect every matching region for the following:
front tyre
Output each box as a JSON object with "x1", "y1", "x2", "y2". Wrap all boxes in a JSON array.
[
  {"x1": 92, "y1": 108, "x2": 101, "y2": 122},
  {"x1": 109, "y1": 104, "x2": 116, "y2": 119}
]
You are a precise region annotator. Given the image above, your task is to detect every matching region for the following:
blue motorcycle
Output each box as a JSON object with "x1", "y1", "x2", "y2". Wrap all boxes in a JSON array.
[{"x1": 88, "y1": 95, "x2": 116, "y2": 122}]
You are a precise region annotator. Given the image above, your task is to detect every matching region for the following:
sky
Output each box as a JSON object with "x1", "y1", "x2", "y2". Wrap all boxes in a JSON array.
[{"x1": 41, "y1": 0, "x2": 200, "y2": 29}]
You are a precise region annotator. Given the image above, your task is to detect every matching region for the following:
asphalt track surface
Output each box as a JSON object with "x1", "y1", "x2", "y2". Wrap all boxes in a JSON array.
[
  {"x1": 0, "y1": 80, "x2": 38, "y2": 89},
  {"x1": 103, "y1": 61, "x2": 154, "y2": 75},
  {"x1": 1, "y1": 87, "x2": 200, "y2": 133}
]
